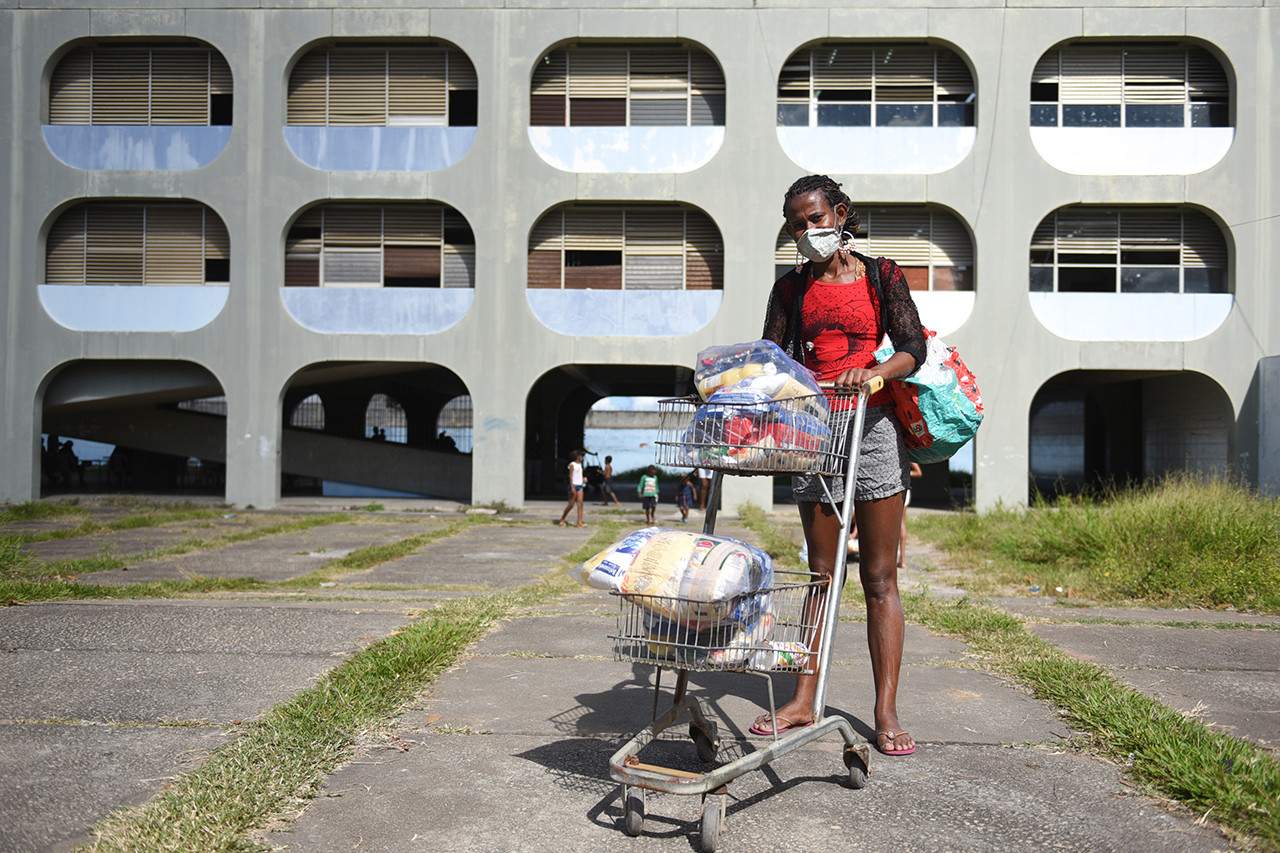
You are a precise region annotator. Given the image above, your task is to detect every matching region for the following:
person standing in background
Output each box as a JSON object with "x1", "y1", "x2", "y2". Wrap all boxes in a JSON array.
[
  {"x1": 558, "y1": 450, "x2": 587, "y2": 528},
  {"x1": 637, "y1": 465, "x2": 660, "y2": 525}
]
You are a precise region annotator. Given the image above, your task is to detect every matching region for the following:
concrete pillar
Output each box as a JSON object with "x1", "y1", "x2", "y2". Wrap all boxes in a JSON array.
[
  {"x1": 225, "y1": 378, "x2": 282, "y2": 509},
  {"x1": 0, "y1": 374, "x2": 41, "y2": 503},
  {"x1": 470, "y1": 383, "x2": 523, "y2": 507}
]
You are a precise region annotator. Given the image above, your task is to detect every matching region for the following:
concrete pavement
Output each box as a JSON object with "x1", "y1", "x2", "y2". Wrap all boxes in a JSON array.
[{"x1": 2, "y1": 497, "x2": 1273, "y2": 851}]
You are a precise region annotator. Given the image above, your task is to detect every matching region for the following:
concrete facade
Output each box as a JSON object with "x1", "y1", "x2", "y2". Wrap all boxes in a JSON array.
[{"x1": 2, "y1": 1, "x2": 1277, "y2": 510}]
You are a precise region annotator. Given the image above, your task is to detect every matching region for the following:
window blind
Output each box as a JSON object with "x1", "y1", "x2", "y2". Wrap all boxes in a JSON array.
[
  {"x1": 45, "y1": 202, "x2": 228, "y2": 285},
  {"x1": 50, "y1": 45, "x2": 232, "y2": 126}
]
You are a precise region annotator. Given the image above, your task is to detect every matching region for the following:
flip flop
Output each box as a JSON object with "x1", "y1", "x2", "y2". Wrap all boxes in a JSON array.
[
  {"x1": 876, "y1": 730, "x2": 916, "y2": 756},
  {"x1": 749, "y1": 714, "x2": 814, "y2": 736}
]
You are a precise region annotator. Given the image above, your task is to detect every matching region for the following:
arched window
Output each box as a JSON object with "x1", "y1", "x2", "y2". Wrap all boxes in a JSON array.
[
  {"x1": 50, "y1": 44, "x2": 232, "y2": 126},
  {"x1": 286, "y1": 203, "x2": 474, "y2": 289},
  {"x1": 529, "y1": 205, "x2": 721, "y2": 290},
  {"x1": 1031, "y1": 44, "x2": 1228, "y2": 129},
  {"x1": 47, "y1": 201, "x2": 230, "y2": 285},
  {"x1": 290, "y1": 394, "x2": 325, "y2": 430},
  {"x1": 288, "y1": 44, "x2": 477, "y2": 127},
  {"x1": 777, "y1": 43, "x2": 973, "y2": 128},
  {"x1": 365, "y1": 393, "x2": 406, "y2": 443},
  {"x1": 531, "y1": 45, "x2": 724, "y2": 127},
  {"x1": 436, "y1": 395, "x2": 472, "y2": 453},
  {"x1": 1029, "y1": 208, "x2": 1226, "y2": 293}
]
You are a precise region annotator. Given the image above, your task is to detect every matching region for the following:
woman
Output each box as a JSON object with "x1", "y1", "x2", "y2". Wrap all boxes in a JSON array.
[{"x1": 756, "y1": 175, "x2": 926, "y2": 757}]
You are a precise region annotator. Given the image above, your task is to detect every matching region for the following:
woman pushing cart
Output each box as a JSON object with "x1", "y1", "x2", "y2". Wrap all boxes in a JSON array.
[{"x1": 605, "y1": 174, "x2": 927, "y2": 850}]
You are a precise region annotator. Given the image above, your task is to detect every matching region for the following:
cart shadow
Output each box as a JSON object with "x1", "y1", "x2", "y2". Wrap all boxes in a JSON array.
[{"x1": 520, "y1": 663, "x2": 876, "y2": 844}]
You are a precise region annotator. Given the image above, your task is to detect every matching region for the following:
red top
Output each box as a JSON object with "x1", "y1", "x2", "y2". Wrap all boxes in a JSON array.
[{"x1": 798, "y1": 274, "x2": 892, "y2": 407}]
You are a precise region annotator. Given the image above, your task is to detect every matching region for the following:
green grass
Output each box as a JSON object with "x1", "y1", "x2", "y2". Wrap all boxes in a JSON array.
[
  {"x1": 0, "y1": 500, "x2": 88, "y2": 524},
  {"x1": 77, "y1": 531, "x2": 592, "y2": 853},
  {"x1": 3, "y1": 513, "x2": 353, "y2": 598},
  {"x1": 905, "y1": 593, "x2": 1280, "y2": 849},
  {"x1": 913, "y1": 474, "x2": 1280, "y2": 612},
  {"x1": 282, "y1": 517, "x2": 484, "y2": 587}
]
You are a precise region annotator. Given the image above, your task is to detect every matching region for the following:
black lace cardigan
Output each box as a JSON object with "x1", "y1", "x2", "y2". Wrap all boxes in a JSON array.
[{"x1": 761, "y1": 250, "x2": 927, "y2": 376}]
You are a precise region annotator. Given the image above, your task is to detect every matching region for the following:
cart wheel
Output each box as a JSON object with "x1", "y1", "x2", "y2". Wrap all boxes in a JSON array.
[
  {"x1": 622, "y1": 786, "x2": 645, "y2": 837},
  {"x1": 844, "y1": 749, "x2": 869, "y2": 789},
  {"x1": 700, "y1": 793, "x2": 726, "y2": 852},
  {"x1": 690, "y1": 722, "x2": 720, "y2": 764}
]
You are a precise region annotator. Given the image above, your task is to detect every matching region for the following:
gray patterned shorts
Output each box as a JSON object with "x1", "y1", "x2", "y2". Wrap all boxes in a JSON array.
[{"x1": 792, "y1": 404, "x2": 909, "y2": 505}]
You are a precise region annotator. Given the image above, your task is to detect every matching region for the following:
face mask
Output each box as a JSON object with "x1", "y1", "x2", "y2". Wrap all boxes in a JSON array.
[{"x1": 795, "y1": 226, "x2": 842, "y2": 262}]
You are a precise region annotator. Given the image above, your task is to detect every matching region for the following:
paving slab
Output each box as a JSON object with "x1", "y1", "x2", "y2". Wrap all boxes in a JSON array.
[
  {"x1": 21, "y1": 513, "x2": 291, "y2": 562},
  {"x1": 994, "y1": 597, "x2": 1280, "y2": 627},
  {"x1": 75, "y1": 519, "x2": 442, "y2": 585},
  {"x1": 0, "y1": 600, "x2": 414, "y2": 723},
  {"x1": 347, "y1": 523, "x2": 593, "y2": 588},
  {"x1": 1028, "y1": 621, "x2": 1280, "y2": 752},
  {"x1": 273, "y1": 733, "x2": 1224, "y2": 852},
  {"x1": 1, "y1": 722, "x2": 234, "y2": 853}
]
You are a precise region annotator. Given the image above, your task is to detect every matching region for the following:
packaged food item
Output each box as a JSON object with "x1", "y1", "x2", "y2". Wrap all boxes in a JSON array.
[
  {"x1": 748, "y1": 641, "x2": 810, "y2": 671},
  {"x1": 570, "y1": 527, "x2": 774, "y2": 627},
  {"x1": 694, "y1": 340, "x2": 827, "y2": 418}
]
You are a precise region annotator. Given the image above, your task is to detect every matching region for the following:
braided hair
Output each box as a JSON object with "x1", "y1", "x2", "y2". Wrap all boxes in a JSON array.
[{"x1": 782, "y1": 174, "x2": 859, "y2": 233}]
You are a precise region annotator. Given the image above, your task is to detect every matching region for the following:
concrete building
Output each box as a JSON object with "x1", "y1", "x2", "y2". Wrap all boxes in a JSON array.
[{"x1": 2, "y1": 1, "x2": 1277, "y2": 511}]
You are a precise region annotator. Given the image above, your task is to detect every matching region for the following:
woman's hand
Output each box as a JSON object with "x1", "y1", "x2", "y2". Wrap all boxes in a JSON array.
[{"x1": 831, "y1": 351, "x2": 918, "y2": 390}]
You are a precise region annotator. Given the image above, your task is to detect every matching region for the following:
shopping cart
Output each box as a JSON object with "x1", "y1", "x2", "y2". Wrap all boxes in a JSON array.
[{"x1": 607, "y1": 379, "x2": 882, "y2": 851}]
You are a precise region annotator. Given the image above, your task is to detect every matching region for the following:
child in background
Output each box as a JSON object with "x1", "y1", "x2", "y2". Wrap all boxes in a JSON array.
[
  {"x1": 677, "y1": 471, "x2": 699, "y2": 523},
  {"x1": 637, "y1": 465, "x2": 660, "y2": 525},
  {"x1": 558, "y1": 450, "x2": 586, "y2": 528},
  {"x1": 600, "y1": 455, "x2": 622, "y2": 507}
]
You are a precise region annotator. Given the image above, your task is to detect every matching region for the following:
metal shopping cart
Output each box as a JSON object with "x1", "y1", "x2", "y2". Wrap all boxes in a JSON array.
[{"x1": 607, "y1": 379, "x2": 882, "y2": 851}]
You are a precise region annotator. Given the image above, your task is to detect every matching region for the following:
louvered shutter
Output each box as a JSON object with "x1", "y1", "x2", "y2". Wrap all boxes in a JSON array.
[
  {"x1": 388, "y1": 48, "x2": 447, "y2": 126},
  {"x1": 144, "y1": 204, "x2": 204, "y2": 284},
  {"x1": 210, "y1": 52, "x2": 232, "y2": 98},
  {"x1": 85, "y1": 204, "x2": 144, "y2": 284},
  {"x1": 567, "y1": 48, "x2": 627, "y2": 98},
  {"x1": 447, "y1": 49, "x2": 478, "y2": 92},
  {"x1": 324, "y1": 205, "x2": 383, "y2": 247},
  {"x1": 1057, "y1": 212, "x2": 1119, "y2": 251},
  {"x1": 1032, "y1": 51, "x2": 1060, "y2": 88},
  {"x1": 531, "y1": 51, "x2": 567, "y2": 126},
  {"x1": 567, "y1": 48, "x2": 627, "y2": 126},
  {"x1": 443, "y1": 247, "x2": 475, "y2": 288},
  {"x1": 689, "y1": 51, "x2": 724, "y2": 126},
  {"x1": 684, "y1": 212, "x2": 722, "y2": 291},
  {"x1": 1181, "y1": 211, "x2": 1227, "y2": 268},
  {"x1": 288, "y1": 51, "x2": 329, "y2": 125},
  {"x1": 1187, "y1": 48, "x2": 1228, "y2": 100},
  {"x1": 528, "y1": 212, "x2": 564, "y2": 290},
  {"x1": 328, "y1": 49, "x2": 388, "y2": 126},
  {"x1": 934, "y1": 50, "x2": 974, "y2": 101},
  {"x1": 1120, "y1": 210, "x2": 1182, "y2": 249},
  {"x1": 1060, "y1": 48, "x2": 1123, "y2": 104},
  {"x1": 873, "y1": 46, "x2": 934, "y2": 103},
  {"x1": 813, "y1": 45, "x2": 872, "y2": 92},
  {"x1": 775, "y1": 229, "x2": 797, "y2": 266},
  {"x1": 624, "y1": 210, "x2": 684, "y2": 289},
  {"x1": 46, "y1": 208, "x2": 86, "y2": 282},
  {"x1": 91, "y1": 49, "x2": 150, "y2": 124},
  {"x1": 285, "y1": 208, "x2": 322, "y2": 286},
  {"x1": 383, "y1": 204, "x2": 440, "y2": 245},
  {"x1": 150, "y1": 49, "x2": 208, "y2": 124},
  {"x1": 1123, "y1": 49, "x2": 1186, "y2": 105},
  {"x1": 629, "y1": 48, "x2": 688, "y2": 126},
  {"x1": 563, "y1": 209, "x2": 624, "y2": 250},
  {"x1": 50, "y1": 48, "x2": 92, "y2": 124},
  {"x1": 930, "y1": 214, "x2": 973, "y2": 267}
]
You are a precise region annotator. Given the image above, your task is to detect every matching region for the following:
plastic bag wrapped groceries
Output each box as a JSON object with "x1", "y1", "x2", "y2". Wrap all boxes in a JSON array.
[
  {"x1": 678, "y1": 398, "x2": 830, "y2": 471},
  {"x1": 640, "y1": 602, "x2": 776, "y2": 668},
  {"x1": 570, "y1": 527, "x2": 773, "y2": 626},
  {"x1": 694, "y1": 340, "x2": 827, "y2": 418}
]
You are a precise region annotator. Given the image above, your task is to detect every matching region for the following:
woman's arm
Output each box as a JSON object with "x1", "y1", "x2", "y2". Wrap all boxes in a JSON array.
[{"x1": 880, "y1": 258, "x2": 927, "y2": 373}]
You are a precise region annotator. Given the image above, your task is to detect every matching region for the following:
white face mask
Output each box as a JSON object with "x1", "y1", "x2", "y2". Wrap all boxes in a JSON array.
[{"x1": 796, "y1": 226, "x2": 843, "y2": 262}]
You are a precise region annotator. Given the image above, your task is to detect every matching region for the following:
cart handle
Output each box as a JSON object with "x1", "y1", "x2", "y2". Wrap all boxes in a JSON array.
[{"x1": 818, "y1": 376, "x2": 884, "y2": 395}]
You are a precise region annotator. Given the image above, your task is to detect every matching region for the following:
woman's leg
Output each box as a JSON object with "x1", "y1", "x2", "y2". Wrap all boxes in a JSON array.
[
  {"x1": 855, "y1": 492, "x2": 914, "y2": 754},
  {"x1": 559, "y1": 491, "x2": 574, "y2": 526},
  {"x1": 575, "y1": 490, "x2": 585, "y2": 526},
  {"x1": 752, "y1": 499, "x2": 842, "y2": 732}
]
